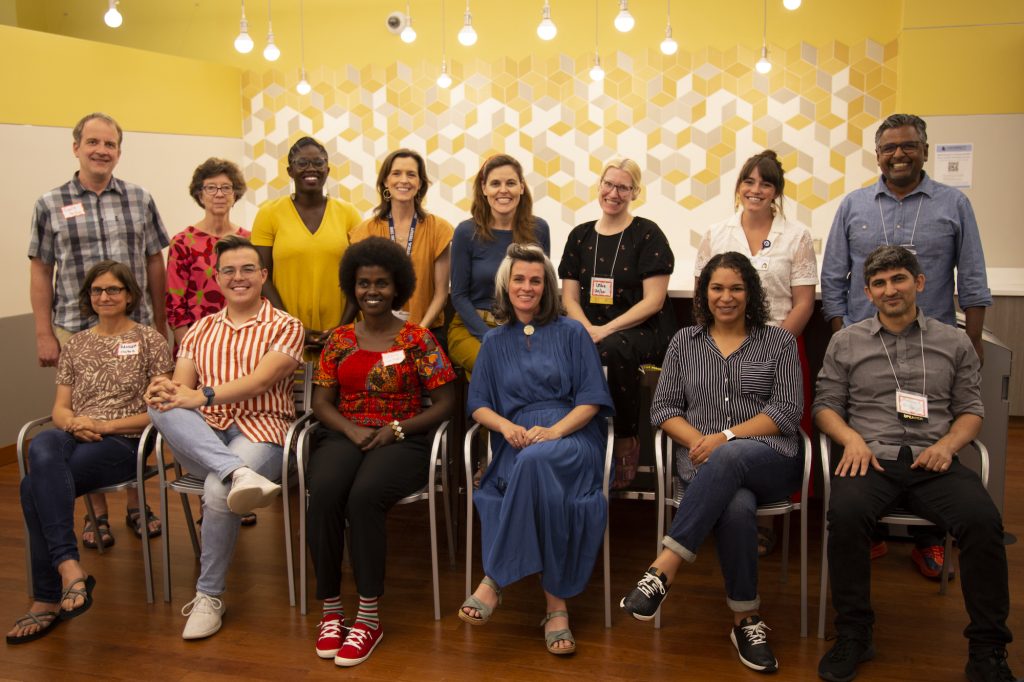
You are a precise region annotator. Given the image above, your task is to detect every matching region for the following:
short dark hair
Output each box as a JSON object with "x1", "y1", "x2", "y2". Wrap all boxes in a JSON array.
[
  {"x1": 79, "y1": 260, "x2": 142, "y2": 318},
  {"x1": 189, "y1": 157, "x2": 247, "y2": 207},
  {"x1": 214, "y1": 234, "x2": 264, "y2": 268},
  {"x1": 339, "y1": 237, "x2": 417, "y2": 311},
  {"x1": 492, "y1": 242, "x2": 562, "y2": 326},
  {"x1": 863, "y1": 245, "x2": 922, "y2": 282},
  {"x1": 287, "y1": 136, "x2": 328, "y2": 166},
  {"x1": 693, "y1": 252, "x2": 770, "y2": 328},
  {"x1": 373, "y1": 148, "x2": 431, "y2": 221},
  {"x1": 735, "y1": 150, "x2": 786, "y2": 216},
  {"x1": 73, "y1": 112, "x2": 123, "y2": 146},
  {"x1": 875, "y1": 114, "x2": 928, "y2": 148}
]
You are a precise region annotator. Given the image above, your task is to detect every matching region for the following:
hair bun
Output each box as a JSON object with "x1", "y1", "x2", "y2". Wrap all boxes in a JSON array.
[{"x1": 760, "y1": 149, "x2": 779, "y2": 161}]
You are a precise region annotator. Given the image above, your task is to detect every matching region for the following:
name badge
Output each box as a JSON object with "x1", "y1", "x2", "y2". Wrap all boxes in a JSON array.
[
  {"x1": 118, "y1": 342, "x2": 140, "y2": 356},
  {"x1": 896, "y1": 389, "x2": 929, "y2": 423},
  {"x1": 61, "y1": 202, "x2": 85, "y2": 219},
  {"x1": 589, "y1": 277, "x2": 614, "y2": 305},
  {"x1": 382, "y1": 350, "x2": 405, "y2": 367},
  {"x1": 900, "y1": 243, "x2": 918, "y2": 255},
  {"x1": 750, "y1": 255, "x2": 770, "y2": 271},
  {"x1": 393, "y1": 310, "x2": 411, "y2": 322}
]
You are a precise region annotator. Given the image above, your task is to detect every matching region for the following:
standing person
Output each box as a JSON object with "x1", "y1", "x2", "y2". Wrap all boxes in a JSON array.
[
  {"x1": 814, "y1": 245, "x2": 1014, "y2": 682},
  {"x1": 251, "y1": 137, "x2": 361, "y2": 353},
  {"x1": 448, "y1": 154, "x2": 550, "y2": 377},
  {"x1": 559, "y1": 159, "x2": 676, "y2": 489},
  {"x1": 821, "y1": 113, "x2": 991, "y2": 576},
  {"x1": 145, "y1": 235, "x2": 303, "y2": 640},
  {"x1": 695, "y1": 149, "x2": 817, "y2": 555},
  {"x1": 459, "y1": 244, "x2": 613, "y2": 656},
  {"x1": 7, "y1": 261, "x2": 172, "y2": 644},
  {"x1": 347, "y1": 149, "x2": 453, "y2": 346},
  {"x1": 28, "y1": 111, "x2": 170, "y2": 546},
  {"x1": 620, "y1": 252, "x2": 803, "y2": 674},
  {"x1": 306, "y1": 237, "x2": 455, "y2": 667}
]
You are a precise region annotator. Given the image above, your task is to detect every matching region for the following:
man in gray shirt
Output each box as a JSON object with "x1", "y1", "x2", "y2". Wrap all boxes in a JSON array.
[{"x1": 814, "y1": 246, "x2": 1012, "y2": 682}]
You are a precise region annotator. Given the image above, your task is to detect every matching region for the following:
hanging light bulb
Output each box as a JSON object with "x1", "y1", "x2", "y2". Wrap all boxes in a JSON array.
[
  {"x1": 659, "y1": 1, "x2": 677, "y2": 55},
  {"x1": 755, "y1": 45, "x2": 772, "y2": 73},
  {"x1": 613, "y1": 0, "x2": 634, "y2": 33},
  {"x1": 401, "y1": 1, "x2": 417, "y2": 43},
  {"x1": 263, "y1": 1, "x2": 280, "y2": 61},
  {"x1": 783, "y1": 0, "x2": 802, "y2": 9},
  {"x1": 297, "y1": 71, "x2": 312, "y2": 95},
  {"x1": 437, "y1": 61, "x2": 453, "y2": 89},
  {"x1": 458, "y1": 1, "x2": 477, "y2": 46},
  {"x1": 104, "y1": 0, "x2": 123, "y2": 28},
  {"x1": 296, "y1": 1, "x2": 310, "y2": 94},
  {"x1": 537, "y1": 1, "x2": 557, "y2": 40},
  {"x1": 589, "y1": 54, "x2": 605, "y2": 81},
  {"x1": 234, "y1": 1, "x2": 254, "y2": 53}
]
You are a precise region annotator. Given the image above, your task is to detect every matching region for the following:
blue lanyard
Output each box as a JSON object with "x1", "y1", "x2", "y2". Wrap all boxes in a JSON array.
[{"x1": 387, "y1": 213, "x2": 418, "y2": 256}]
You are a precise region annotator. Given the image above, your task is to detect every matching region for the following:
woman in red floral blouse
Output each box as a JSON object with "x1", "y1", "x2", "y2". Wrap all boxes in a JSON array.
[{"x1": 307, "y1": 237, "x2": 455, "y2": 667}]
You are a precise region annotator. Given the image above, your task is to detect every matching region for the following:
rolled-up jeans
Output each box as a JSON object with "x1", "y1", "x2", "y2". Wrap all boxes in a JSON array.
[{"x1": 148, "y1": 407, "x2": 281, "y2": 596}]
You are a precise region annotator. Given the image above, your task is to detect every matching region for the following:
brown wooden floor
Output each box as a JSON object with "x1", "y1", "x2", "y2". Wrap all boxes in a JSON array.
[{"x1": 2, "y1": 421, "x2": 1023, "y2": 681}]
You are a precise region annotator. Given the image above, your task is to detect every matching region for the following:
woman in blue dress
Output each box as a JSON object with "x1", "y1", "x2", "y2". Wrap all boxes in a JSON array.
[{"x1": 458, "y1": 243, "x2": 613, "y2": 655}]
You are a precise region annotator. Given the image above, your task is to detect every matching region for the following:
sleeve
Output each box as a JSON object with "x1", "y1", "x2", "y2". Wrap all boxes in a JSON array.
[
  {"x1": 449, "y1": 223, "x2": 491, "y2": 339},
  {"x1": 812, "y1": 332, "x2": 850, "y2": 420},
  {"x1": 27, "y1": 197, "x2": 54, "y2": 262},
  {"x1": 144, "y1": 193, "x2": 171, "y2": 254},
  {"x1": 432, "y1": 216, "x2": 455, "y2": 259},
  {"x1": 165, "y1": 232, "x2": 194, "y2": 329},
  {"x1": 313, "y1": 329, "x2": 343, "y2": 387},
  {"x1": 466, "y1": 333, "x2": 499, "y2": 417},
  {"x1": 268, "y1": 315, "x2": 305, "y2": 362},
  {"x1": 413, "y1": 328, "x2": 457, "y2": 390},
  {"x1": 536, "y1": 218, "x2": 551, "y2": 255},
  {"x1": 250, "y1": 202, "x2": 277, "y2": 247},
  {"x1": 569, "y1": 323, "x2": 614, "y2": 416},
  {"x1": 759, "y1": 332, "x2": 802, "y2": 436},
  {"x1": 649, "y1": 331, "x2": 689, "y2": 426},
  {"x1": 177, "y1": 321, "x2": 198, "y2": 361},
  {"x1": 144, "y1": 327, "x2": 175, "y2": 377},
  {"x1": 557, "y1": 225, "x2": 582, "y2": 280},
  {"x1": 950, "y1": 332, "x2": 985, "y2": 419},
  {"x1": 636, "y1": 221, "x2": 675, "y2": 279},
  {"x1": 789, "y1": 227, "x2": 819, "y2": 286},
  {"x1": 953, "y1": 195, "x2": 992, "y2": 310},
  {"x1": 55, "y1": 336, "x2": 75, "y2": 386},
  {"x1": 820, "y1": 201, "x2": 852, "y2": 322},
  {"x1": 694, "y1": 228, "x2": 713, "y2": 280}
]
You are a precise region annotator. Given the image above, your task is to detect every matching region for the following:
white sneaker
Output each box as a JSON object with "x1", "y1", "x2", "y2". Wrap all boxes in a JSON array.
[
  {"x1": 181, "y1": 592, "x2": 225, "y2": 640},
  {"x1": 226, "y1": 467, "x2": 280, "y2": 515}
]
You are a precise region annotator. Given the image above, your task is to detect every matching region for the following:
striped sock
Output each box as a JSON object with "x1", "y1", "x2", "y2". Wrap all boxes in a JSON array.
[
  {"x1": 323, "y1": 596, "x2": 344, "y2": 620},
  {"x1": 355, "y1": 595, "x2": 380, "y2": 631}
]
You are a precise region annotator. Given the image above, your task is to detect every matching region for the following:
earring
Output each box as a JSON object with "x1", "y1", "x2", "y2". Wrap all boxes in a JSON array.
[{"x1": 382, "y1": 188, "x2": 392, "y2": 200}]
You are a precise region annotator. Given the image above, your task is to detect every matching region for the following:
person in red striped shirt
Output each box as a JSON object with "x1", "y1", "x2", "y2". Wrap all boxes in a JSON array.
[{"x1": 145, "y1": 234, "x2": 304, "y2": 640}]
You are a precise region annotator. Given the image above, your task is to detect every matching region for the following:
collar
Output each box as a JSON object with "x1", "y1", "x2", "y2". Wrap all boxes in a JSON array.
[
  {"x1": 872, "y1": 172, "x2": 934, "y2": 202},
  {"x1": 71, "y1": 172, "x2": 124, "y2": 197},
  {"x1": 215, "y1": 298, "x2": 274, "y2": 330},
  {"x1": 690, "y1": 323, "x2": 765, "y2": 342},
  {"x1": 868, "y1": 307, "x2": 929, "y2": 336}
]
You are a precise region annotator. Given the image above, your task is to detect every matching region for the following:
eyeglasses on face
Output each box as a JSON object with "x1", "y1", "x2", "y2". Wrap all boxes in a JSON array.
[
  {"x1": 292, "y1": 157, "x2": 328, "y2": 170},
  {"x1": 877, "y1": 141, "x2": 923, "y2": 156},
  {"x1": 217, "y1": 265, "x2": 261, "y2": 277},
  {"x1": 89, "y1": 286, "x2": 127, "y2": 297},
  {"x1": 600, "y1": 179, "x2": 635, "y2": 196},
  {"x1": 202, "y1": 184, "x2": 235, "y2": 196}
]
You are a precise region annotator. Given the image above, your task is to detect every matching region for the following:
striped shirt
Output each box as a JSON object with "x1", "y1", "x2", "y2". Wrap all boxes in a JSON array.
[
  {"x1": 651, "y1": 324, "x2": 802, "y2": 479},
  {"x1": 28, "y1": 173, "x2": 169, "y2": 332},
  {"x1": 179, "y1": 298, "x2": 304, "y2": 445}
]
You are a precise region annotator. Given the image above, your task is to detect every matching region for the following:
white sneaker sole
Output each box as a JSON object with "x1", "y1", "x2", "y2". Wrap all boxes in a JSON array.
[
  {"x1": 226, "y1": 485, "x2": 279, "y2": 515},
  {"x1": 619, "y1": 595, "x2": 665, "y2": 621},
  {"x1": 730, "y1": 629, "x2": 778, "y2": 673},
  {"x1": 334, "y1": 632, "x2": 383, "y2": 667}
]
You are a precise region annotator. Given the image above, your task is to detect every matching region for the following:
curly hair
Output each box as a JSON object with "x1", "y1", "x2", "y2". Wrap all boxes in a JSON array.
[
  {"x1": 339, "y1": 237, "x2": 417, "y2": 311},
  {"x1": 492, "y1": 242, "x2": 562, "y2": 326},
  {"x1": 78, "y1": 260, "x2": 142, "y2": 319},
  {"x1": 692, "y1": 252, "x2": 769, "y2": 329},
  {"x1": 734, "y1": 150, "x2": 786, "y2": 216},
  {"x1": 188, "y1": 157, "x2": 247, "y2": 208},
  {"x1": 470, "y1": 154, "x2": 538, "y2": 244},
  {"x1": 372, "y1": 148, "x2": 431, "y2": 221}
]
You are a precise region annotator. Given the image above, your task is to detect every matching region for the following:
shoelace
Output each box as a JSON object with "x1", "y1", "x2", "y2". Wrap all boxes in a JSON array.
[
  {"x1": 318, "y1": 617, "x2": 343, "y2": 642},
  {"x1": 636, "y1": 572, "x2": 666, "y2": 599},
  {"x1": 343, "y1": 626, "x2": 373, "y2": 649},
  {"x1": 181, "y1": 593, "x2": 222, "y2": 616},
  {"x1": 827, "y1": 636, "x2": 863, "y2": 662},
  {"x1": 739, "y1": 619, "x2": 771, "y2": 646}
]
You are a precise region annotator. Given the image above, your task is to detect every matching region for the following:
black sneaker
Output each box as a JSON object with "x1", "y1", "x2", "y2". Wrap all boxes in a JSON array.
[
  {"x1": 966, "y1": 648, "x2": 1020, "y2": 682},
  {"x1": 818, "y1": 635, "x2": 875, "y2": 681},
  {"x1": 619, "y1": 568, "x2": 669, "y2": 621},
  {"x1": 730, "y1": 615, "x2": 778, "y2": 673}
]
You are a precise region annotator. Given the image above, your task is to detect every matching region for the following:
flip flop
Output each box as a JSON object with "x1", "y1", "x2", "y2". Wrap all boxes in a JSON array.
[
  {"x1": 82, "y1": 515, "x2": 114, "y2": 549},
  {"x1": 6, "y1": 610, "x2": 61, "y2": 645},
  {"x1": 541, "y1": 610, "x2": 576, "y2": 655},
  {"x1": 126, "y1": 506, "x2": 162, "y2": 539},
  {"x1": 240, "y1": 513, "x2": 258, "y2": 527},
  {"x1": 458, "y1": 577, "x2": 502, "y2": 625},
  {"x1": 59, "y1": 575, "x2": 96, "y2": 620}
]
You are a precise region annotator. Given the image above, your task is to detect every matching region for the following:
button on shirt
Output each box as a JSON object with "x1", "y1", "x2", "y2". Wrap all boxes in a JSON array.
[
  {"x1": 812, "y1": 309, "x2": 983, "y2": 461},
  {"x1": 28, "y1": 173, "x2": 169, "y2": 332},
  {"x1": 821, "y1": 173, "x2": 990, "y2": 327}
]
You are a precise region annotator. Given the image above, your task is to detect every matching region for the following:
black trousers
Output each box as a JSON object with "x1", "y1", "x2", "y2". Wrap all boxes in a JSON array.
[
  {"x1": 598, "y1": 327, "x2": 666, "y2": 439},
  {"x1": 305, "y1": 427, "x2": 429, "y2": 600},
  {"x1": 827, "y1": 446, "x2": 1011, "y2": 651}
]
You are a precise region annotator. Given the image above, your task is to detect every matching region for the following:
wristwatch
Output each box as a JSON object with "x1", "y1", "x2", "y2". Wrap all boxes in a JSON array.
[
  {"x1": 201, "y1": 386, "x2": 215, "y2": 407},
  {"x1": 722, "y1": 429, "x2": 736, "y2": 441}
]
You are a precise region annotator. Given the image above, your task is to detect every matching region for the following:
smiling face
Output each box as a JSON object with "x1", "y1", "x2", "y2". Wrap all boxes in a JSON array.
[
  {"x1": 73, "y1": 118, "x2": 121, "y2": 183},
  {"x1": 737, "y1": 166, "x2": 778, "y2": 216},
  {"x1": 707, "y1": 266, "x2": 748, "y2": 327},
  {"x1": 287, "y1": 144, "x2": 329, "y2": 193},
  {"x1": 508, "y1": 260, "x2": 545, "y2": 322},
  {"x1": 89, "y1": 271, "x2": 131, "y2": 320},
  {"x1": 876, "y1": 125, "x2": 928, "y2": 193},
  {"x1": 385, "y1": 156, "x2": 422, "y2": 206},
  {"x1": 598, "y1": 167, "x2": 638, "y2": 218},
  {"x1": 200, "y1": 172, "x2": 236, "y2": 217},
  {"x1": 215, "y1": 247, "x2": 267, "y2": 309},
  {"x1": 482, "y1": 164, "x2": 524, "y2": 223},
  {"x1": 865, "y1": 266, "x2": 925, "y2": 323},
  {"x1": 354, "y1": 265, "x2": 397, "y2": 318}
]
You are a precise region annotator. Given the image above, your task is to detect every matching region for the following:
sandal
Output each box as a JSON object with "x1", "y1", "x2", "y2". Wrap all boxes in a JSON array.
[
  {"x1": 458, "y1": 576, "x2": 502, "y2": 625},
  {"x1": 540, "y1": 610, "x2": 576, "y2": 655},
  {"x1": 82, "y1": 515, "x2": 115, "y2": 549},
  {"x1": 757, "y1": 526, "x2": 777, "y2": 558},
  {"x1": 126, "y1": 505, "x2": 162, "y2": 539},
  {"x1": 6, "y1": 610, "x2": 61, "y2": 645},
  {"x1": 60, "y1": 574, "x2": 96, "y2": 620},
  {"x1": 240, "y1": 513, "x2": 257, "y2": 526}
]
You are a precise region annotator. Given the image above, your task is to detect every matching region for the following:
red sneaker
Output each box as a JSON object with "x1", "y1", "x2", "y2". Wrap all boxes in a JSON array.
[
  {"x1": 870, "y1": 540, "x2": 888, "y2": 560},
  {"x1": 315, "y1": 613, "x2": 347, "y2": 659},
  {"x1": 912, "y1": 544, "x2": 955, "y2": 580},
  {"x1": 334, "y1": 622, "x2": 383, "y2": 667}
]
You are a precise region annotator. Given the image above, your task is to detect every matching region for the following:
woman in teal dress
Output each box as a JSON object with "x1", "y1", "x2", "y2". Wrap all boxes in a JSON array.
[{"x1": 458, "y1": 243, "x2": 613, "y2": 656}]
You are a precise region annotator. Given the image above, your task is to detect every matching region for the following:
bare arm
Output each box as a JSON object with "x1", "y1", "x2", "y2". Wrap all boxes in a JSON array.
[
  {"x1": 472, "y1": 406, "x2": 530, "y2": 450},
  {"x1": 689, "y1": 412, "x2": 783, "y2": 465},
  {"x1": 30, "y1": 258, "x2": 59, "y2": 367},
  {"x1": 419, "y1": 245, "x2": 451, "y2": 330},
  {"x1": 560, "y1": 280, "x2": 592, "y2": 328},
  {"x1": 146, "y1": 351, "x2": 298, "y2": 411},
  {"x1": 963, "y1": 306, "x2": 985, "y2": 367},
  {"x1": 780, "y1": 284, "x2": 815, "y2": 337},
  {"x1": 524, "y1": 404, "x2": 600, "y2": 444},
  {"x1": 829, "y1": 316, "x2": 844, "y2": 333},
  {"x1": 146, "y1": 252, "x2": 167, "y2": 335}
]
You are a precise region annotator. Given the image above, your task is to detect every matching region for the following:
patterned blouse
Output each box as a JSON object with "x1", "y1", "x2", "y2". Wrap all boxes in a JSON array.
[
  {"x1": 313, "y1": 322, "x2": 456, "y2": 427},
  {"x1": 166, "y1": 225, "x2": 252, "y2": 332}
]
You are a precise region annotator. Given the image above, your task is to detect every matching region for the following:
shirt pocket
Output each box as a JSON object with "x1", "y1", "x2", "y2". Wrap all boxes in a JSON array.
[{"x1": 739, "y1": 360, "x2": 776, "y2": 398}]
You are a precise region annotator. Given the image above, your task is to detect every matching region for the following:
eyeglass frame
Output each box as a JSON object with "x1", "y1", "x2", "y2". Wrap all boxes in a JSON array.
[
  {"x1": 89, "y1": 286, "x2": 128, "y2": 297},
  {"x1": 202, "y1": 184, "x2": 236, "y2": 196},
  {"x1": 216, "y1": 264, "x2": 264, "y2": 278},
  {"x1": 600, "y1": 179, "x2": 636, "y2": 196},
  {"x1": 291, "y1": 157, "x2": 328, "y2": 170},
  {"x1": 877, "y1": 141, "x2": 925, "y2": 156}
]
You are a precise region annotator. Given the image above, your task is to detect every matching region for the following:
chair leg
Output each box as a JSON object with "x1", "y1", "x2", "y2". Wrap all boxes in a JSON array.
[
  {"x1": 440, "y1": 435, "x2": 456, "y2": 568},
  {"x1": 138, "y1": 482, "x2": 155, "y2": 604},
  {"x1": 603, "y1": 519, "x2": 611, "y2": 629},
  {"x1": 299, "y1": 490, "x2": 308, "y2": 616},
  {"x1": 780, "y1": 512, "x2": 791, "y2": 583},
  {"x1": 800, "y1": 504, "x2": 808, "y2": 638},
  {"x1": 429, "y1": 486, "x2": 441, "y2": 621},
  {"x1": 180, "y1": 493, "x2": 201, "y2": 559},
  {"x1": 283, "y1": 480, "x2": 296, "y2": 608},
  {"x1": 160, "y1": 479, "x2": 172, "y2": 603},
  {"x1": 818, "y1": 525, "x2": 829, "y2": 639},
  {"x1": 83, "y1": 495, "x2": 105, "y2": 556},
  {"x1": 939, "y1": 532, "x2": 953, "y2": 595}
]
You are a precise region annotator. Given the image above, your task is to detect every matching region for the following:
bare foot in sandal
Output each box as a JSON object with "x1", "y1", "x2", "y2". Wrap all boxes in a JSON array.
[
  {"x1": 459, "y1": 577, "x2": 501, "y2": 624},
  {"x1": 542, "y1": 594, "x2": 575, "y2": 654},
  {"x1": 57, "y1": 560, "x2": 90, "y2": 612},
  {"x1": 6, "y1": 601, "x2": 60, "y2": 643}
]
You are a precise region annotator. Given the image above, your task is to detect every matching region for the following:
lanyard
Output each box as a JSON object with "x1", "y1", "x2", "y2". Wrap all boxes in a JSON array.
[
  {"x1": 592, "y1": 226, "x2": 626, "y2": 278},
  {"x1": 878, "y1": 326, "x2": 926, "y2": 396},
  {"x1": 387, "y1": 213, "x2": 418, "y2": 256},
  {"x1": 877, "y1": 194, "x2": 924, "y2": 247}
]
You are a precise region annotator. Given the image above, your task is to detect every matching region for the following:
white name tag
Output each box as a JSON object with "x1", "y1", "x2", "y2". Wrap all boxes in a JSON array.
[
  {"x1": 61, "y1": 202, "x2": 85, "y2": 219},
  {"x1": 393, "y1": 310, "x2": 411, "y2": 321},
  {"x1": 896, "y1": 389, "x2": 929, "y2": 422},
  {"x1": 381, "y1": 350, "x2": 405, "y2": 367},
  {"x1": 118, "y1": 342, "x2": 140, "y2": 356},
  {"x1": 589, "y1": 276, "x2": 614, "y2": 305}
]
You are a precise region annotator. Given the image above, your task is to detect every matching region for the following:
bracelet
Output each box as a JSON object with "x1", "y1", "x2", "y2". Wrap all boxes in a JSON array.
[{"x1": 390, "y1": 420, "x2": 405, "y2": 442}]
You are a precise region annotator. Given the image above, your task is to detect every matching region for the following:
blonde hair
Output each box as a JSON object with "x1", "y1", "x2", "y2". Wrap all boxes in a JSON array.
[{"x1": 600, "y1": 159, "x2": 643, "y2": 198}]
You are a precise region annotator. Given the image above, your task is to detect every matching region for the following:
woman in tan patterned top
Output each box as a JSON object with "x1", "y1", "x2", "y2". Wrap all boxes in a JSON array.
[{"x1": 6, "y1": 261, "x2": 173, "y2": 645}]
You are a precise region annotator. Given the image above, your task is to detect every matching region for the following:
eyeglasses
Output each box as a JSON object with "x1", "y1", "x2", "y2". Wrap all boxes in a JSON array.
[
  {"x1": 600, "y1": 179, "x2": 635, "y2": 196},
  {"x1": 292, "y1": 157, "x2": 328, "y2": 170},
  {"x1": 218, "y1": 265, "x2": 261, "y2": 277},
  {"x1": 202, "y1": 184, "x2": 235, "y2": 196},
  {"x1": 89, "y1": 286, "x2": 127, "y2": 297},
  {"x1": 877, "y1": 142, "x2": 923, "y2": 156}
]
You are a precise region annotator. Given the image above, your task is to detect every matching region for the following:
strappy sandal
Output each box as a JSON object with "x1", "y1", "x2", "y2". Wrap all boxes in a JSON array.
[
  {"x1": 126, "y1": 505, "x2": 162, "y2": 539},
  {"x1": 59, "y1": 574, "x2": 96, "y2": 620},
  {"x1": 6, "y1": 610, "x2": 61, "y2": 644},
  {"x1": 458, "y1": 576, "x2": 502, "y2": 625},
  {"x1": 757, "y1": 526, "x2": 777, "y2": 557},
  {"x1": 540, "y1": 610, "x2": 576, "y2": 655},
  {"x1": 82, "y1": 515, "x2": 114, "y2": 549}
]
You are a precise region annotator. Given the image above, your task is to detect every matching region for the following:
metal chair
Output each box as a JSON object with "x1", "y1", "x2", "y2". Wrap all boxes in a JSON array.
[
  {"x1": 654, "y1": 427, "x2": 812, "y2": 636},
  {"x1": 816, "y1": 434, "x2": 989, "y2": 639},
  {"x1": 295, "y1": 418, "x2": 453, "y2": 618},
  {"x1": 16, "y1": 418, "x2": 162, "y2": 603},
  {"x1": 463, "y1": 418, "x2": 616, "y2": 628}
]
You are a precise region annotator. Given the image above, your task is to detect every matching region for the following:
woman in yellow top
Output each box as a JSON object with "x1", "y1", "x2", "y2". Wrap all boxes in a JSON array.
[
  {"x1": 251, "y1": 137, "x2": 362, "y2": 351},
  {"x1": 347, "y1": 149, "x2": 453, "y2": 346}
]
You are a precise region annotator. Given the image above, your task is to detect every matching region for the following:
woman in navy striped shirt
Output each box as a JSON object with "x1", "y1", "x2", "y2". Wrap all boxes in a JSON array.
[{"x1": 619, "y1": 252, "x2": 802, "y2": 674}]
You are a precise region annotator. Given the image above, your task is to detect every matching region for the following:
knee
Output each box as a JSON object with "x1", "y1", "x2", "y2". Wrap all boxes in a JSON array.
[
  {"x1": 826, "y1": 487, "x2": 874, "y2": 535},
  {"x1": 203, "y1": 474, "x2": 230, "y2": 514},
  {"x1": 27, "y1": 430, "x2": 71, "y2": 471},
  {"x1": 346, "y1": 480, "x2": 388, "y2": 515},
  {"x1": 720, "y1": 488, "x2": 757, "y2": 526}
]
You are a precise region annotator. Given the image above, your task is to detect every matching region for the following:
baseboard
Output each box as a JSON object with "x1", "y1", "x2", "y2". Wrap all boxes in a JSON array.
[{"x1": 0, "y1": 443, "x2": 15, "y2": 466}]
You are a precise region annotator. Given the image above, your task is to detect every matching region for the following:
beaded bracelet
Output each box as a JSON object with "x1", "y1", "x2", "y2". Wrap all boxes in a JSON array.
[{"x1": 390, "y1": 420, "x2": 405, "y2": 442}]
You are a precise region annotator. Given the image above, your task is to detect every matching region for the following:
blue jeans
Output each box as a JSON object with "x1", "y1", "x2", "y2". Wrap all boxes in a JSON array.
[
  {"x1": 662, "y1": 439, "x2": 801, "y2": 612},
  {"x1": 148, "y1": 408, "x2": 281, "y2": 596},
  {"x1": 21, "y1": 429, "x2": 139, "y2": 602}
]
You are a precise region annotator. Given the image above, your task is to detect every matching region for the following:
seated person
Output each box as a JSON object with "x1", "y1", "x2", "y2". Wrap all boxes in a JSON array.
[
  {"x1": 620, "y1": 252, "x2": 802, "y2": 674},
  {"x1": 306, "y1": 237, "x2": 455, "y2": 667},
  {"x1": 145, "y1": 235, "x2": 303, "y2": 640},
  {"x1": 814, "y1": 245, "x2": 1015, "y2": 682},
  {"x1": 7, "y1": 261, "x2": 173, "y2": 644},
  {"x1": 459, "y1": 243, "x2": 613, "y2": 656}
]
